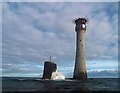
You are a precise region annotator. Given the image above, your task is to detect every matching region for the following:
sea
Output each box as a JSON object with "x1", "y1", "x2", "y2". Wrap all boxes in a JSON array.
[{"x1": 1, "y1": 77, "x2": 120, "y2": 93}]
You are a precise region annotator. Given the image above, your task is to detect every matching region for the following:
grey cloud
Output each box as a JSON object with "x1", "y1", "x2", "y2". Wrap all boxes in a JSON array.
[
  {"x1": 87, "y1": 69, "x2": 118, "y2": 78},
  {"x1": 2, "y1": 2, "x2": 118, "y2": 77}
]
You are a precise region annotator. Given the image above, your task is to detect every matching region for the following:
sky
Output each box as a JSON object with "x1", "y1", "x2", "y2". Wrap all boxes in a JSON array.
[{"x1": 1, "y1": 1, "x2": 119, "y2": 78}]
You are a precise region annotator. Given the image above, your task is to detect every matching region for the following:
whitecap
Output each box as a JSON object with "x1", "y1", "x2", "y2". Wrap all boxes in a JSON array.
[{"x1": 51, "y1": 71, "x2": 65, "y2": 80}]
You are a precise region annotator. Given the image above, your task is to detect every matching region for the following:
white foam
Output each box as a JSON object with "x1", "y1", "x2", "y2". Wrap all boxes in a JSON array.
[{"x1": 51, "y1": 71, "x2": 65, "y2": 80}]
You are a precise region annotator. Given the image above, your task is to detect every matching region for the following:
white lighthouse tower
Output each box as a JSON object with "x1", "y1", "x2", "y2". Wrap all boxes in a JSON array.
[{"x1": 73, "y1": 17, "x2": 87, "y2": 80}]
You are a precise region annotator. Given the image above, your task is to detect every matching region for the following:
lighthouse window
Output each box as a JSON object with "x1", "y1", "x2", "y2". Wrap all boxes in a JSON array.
[{"x1": 82, "y1": 24, "x2": 85, "y2": 28}]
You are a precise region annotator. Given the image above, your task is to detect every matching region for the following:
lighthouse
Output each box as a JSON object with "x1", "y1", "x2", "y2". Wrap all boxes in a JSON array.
[{"x1": 73, "y1": 17, "x2": 87, "y2": 80}]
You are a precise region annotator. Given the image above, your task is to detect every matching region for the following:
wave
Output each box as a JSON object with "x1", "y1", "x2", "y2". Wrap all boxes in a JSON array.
[
  {"x1": 18, "y1": 79, "x2": 27, "y2": 81},
  {"x1": 51, "y1": 71, "x2": 65, "y2": 80}
]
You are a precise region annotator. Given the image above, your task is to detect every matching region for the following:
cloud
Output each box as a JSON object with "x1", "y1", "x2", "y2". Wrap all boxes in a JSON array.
[
  {"x1": 58, "y1": 64, "x2": 118, "y2": 78},
  {"x1": 2, "y1": 0, "x2": 120, "y2": 2},
  {"x1": 2, "y1": 2, "x2": 118, "y2": 77},
  {"x1": 87, "y1": 69, "x2": 118, "y2": 78},
  {"x1": 57, "y1": 60, "x2": 118, "y2": 78}
]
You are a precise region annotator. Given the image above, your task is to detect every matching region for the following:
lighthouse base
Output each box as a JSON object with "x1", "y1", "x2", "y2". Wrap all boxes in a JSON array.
[{"x1": 73, "y1": 71, "x2": 87, "y2": 80}]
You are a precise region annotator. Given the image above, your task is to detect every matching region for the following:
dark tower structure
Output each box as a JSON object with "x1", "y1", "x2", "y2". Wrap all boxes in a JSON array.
[{"x1": 42, "y1": 61, "x2": 57, "y2": 79}]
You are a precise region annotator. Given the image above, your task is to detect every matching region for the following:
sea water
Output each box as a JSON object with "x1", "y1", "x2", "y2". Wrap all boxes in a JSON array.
[{"x1": 2, "y1": 77, "x2": 119, "y2": 92}]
